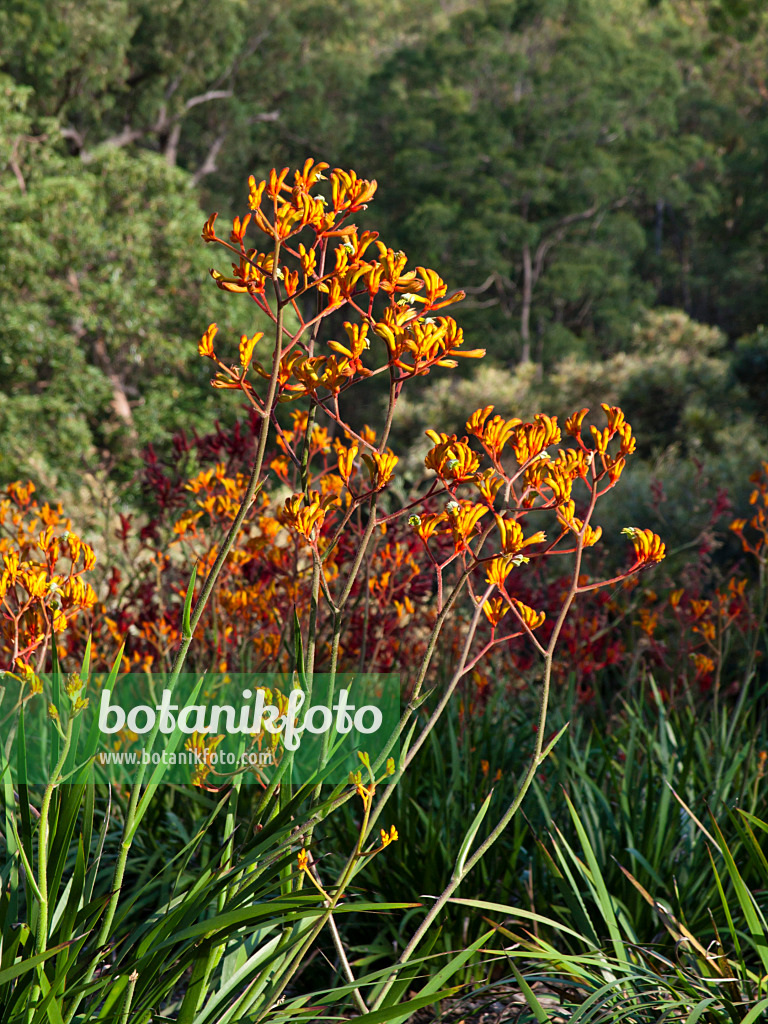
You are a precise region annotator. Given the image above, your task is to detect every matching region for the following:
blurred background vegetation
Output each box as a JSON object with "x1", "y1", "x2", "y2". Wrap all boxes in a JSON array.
[{"x1": 2, "y1": 0, "x2": 768, "y2": 548}]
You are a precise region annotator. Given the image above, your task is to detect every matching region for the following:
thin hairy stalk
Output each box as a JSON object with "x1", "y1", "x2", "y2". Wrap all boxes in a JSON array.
[
  {"x1": 328, "y1": 894, "x2": 369, "y2": 1013},
  {"x1": 305, "y1": 549, "x2": 323, "y2": 684},
  {"x1": 371, "y1": 522, "x2": 594, "y2": 1011},
  {"x1": 118, "y1": 971, "x2": 138, "y2": 1024},
  {"x1": 251, "y1": 790, "x2": 376, "y2": 1023}
]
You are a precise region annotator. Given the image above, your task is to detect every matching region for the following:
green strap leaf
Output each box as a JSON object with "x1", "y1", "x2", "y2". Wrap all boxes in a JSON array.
[{"x1": 183, "y1": 562, "x2": 199, "y2": 639}]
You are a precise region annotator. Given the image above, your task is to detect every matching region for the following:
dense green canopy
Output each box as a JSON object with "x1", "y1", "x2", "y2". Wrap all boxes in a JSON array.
[{"x1": 2, "y1": 0, "x2": 768, "y2": 509}]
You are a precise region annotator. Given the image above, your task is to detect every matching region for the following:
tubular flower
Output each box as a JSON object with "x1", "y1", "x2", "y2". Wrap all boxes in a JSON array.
[
  {"x1": 409, "y1": 512, "x2": 445, "y2": 543},
  {"x1": 474, "y1": 468, "x2": 503, "y2": 504},
  {"x1": 691, "y1": 653, "x2": 715, "y2": 678},
  {"x1": 565, "y1": 407, "x2": 589, "y2": 438},
  {"x1": 622, "y1": 527, "x2": 666, "y2": 566},
  {"x1": 482, "y1": 597, "x2": 508, "y2": 627},
  {"x1": 551, "y1": 448, "x2": 590, "y2": 480},
  {"x1": 601, "y1": 404, "x2": 627, "y2": 433},
  {"x1": 556, "y1": 502, "x2": 602, "y2": 547},
  {"x1": 495, "y1": 515, "x2": 546, "y2": 555},
  {"x1": 331, "y1": 167, "x2": 377, "y2": 213},
  {"x1": 404, "y1": 317, "x2": 483, "y2": 373},
  {"x1": 199, "y1": 323, "x2": 218, "y2": 359},
  {"x1": 511, "y1": 415, "x2": 561, "y2": 464},
  {"x1": 591, "y1": 405, "x2": 636, "y2": 459},
  {"x1": 466, "y1": 406, "x2": 494, "y2": 437},
  {"x1": 511, "y1": 598, "x2": 546, "y2": 630},
  {"x1": 298, "y1": 242, "x2": 317, "y2": 279},
  {"x1": 230, "y1": 213, "x2": 251, "y2": 243},
  {"x1": 327, "y1": 321, "x2": 371, "y2": 375},
  {"x1": 281, "y1": 491, "x2": 338, "y2": 541},
  {"x1": 202, "y1": 212, "x2": 218, "y2": 242},
  {"x1": 374, "y1": 243, "x2": 419, "y2": 294},
  {"x1": 361, "y1": 450, "x2": 399, "y2": 490},
  {"x1": 336, "y1": 444, "x2": 358, "y2": 485},
  {"x1": 379, "y1": 825, "x2": 399, "y2": 848},
  {"x1": 523, "y1": 461, "x2": 574, "y2": 508},
  {"x1": 590, "y1": 425, "x2": 612, "y2": 456},
  {"x1": 485, "y1": 555, "x2": 516, "y2": 588},
  {"x1": 239, "y1": 332, "x2": 263, "y2": 370},
  {"x1": 424, "y1": 432, "x2": 480, "y2": 482},
  {"x1": 297, "y1": 849, "x2": 309, "y2": 872},
  {"x1": 617, "y1": 423, "x2": 636, "y2": 456},
  {"x1": 466, "y1": 405, "x2": 523, "y2": 458},
  {"x1": 445, "y1": 502, "x2": 488, "y2": 552},
  {"x1": 604, "y1": 454, "x2": 627, "y2": 484},
  {"x1": 294, "y1": 157, "x2": 329, "y2": 191}
]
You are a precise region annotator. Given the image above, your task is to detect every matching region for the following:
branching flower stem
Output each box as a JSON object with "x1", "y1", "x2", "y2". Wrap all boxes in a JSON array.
[{"x1": 369, "y1": 494, "x2": 596, "y2": 1012}]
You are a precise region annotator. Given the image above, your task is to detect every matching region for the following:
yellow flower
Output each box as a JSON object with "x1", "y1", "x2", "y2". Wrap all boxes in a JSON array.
[
  {"x1": 482, "y1": 597, "x2": 508, "y2": 627},
  {"x1": 424, "y1": 434, "x2": 480, "y2": 481},
  {"x1": 485, "y1": 556, "x2": 514, "y2": 588},
  {"x1": 199, "y1": 323, "x2": 218, "y2": 359},
  {"x1": 495, "y1": 515, "x2": 546, "y2": 555},
  {"x1": 622, "y1": 527, "x2": 666, "y2": 566},
  {"x1": 511, "y1": 415, "x2": 561, "y2": 464},
  {"x1": 564, "y1": 407, "x2": 589, "y2": 437},
  {"x1": 239, "y1": 332, "x2": 263, "y2": 369},
  {"x1": 510, "y1": 599, "x2": 546, "y2": 630},
  {"x1": 361, "y1": 450, "x2": 399, "y2": 489}
]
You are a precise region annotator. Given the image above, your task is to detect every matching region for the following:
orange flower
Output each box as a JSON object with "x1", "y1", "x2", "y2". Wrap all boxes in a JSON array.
[
  {"x1": 482, "y1": 597, "x2": 508, "y2": 627},
  {"x1": 361, "y1": 450, "x2": 398, "y2": 489},
  {"x1": 281, "y1": 491, "x2": 337, "y2": 540},
  {"x1": 511, "y1": 598, "x2": 546, "y2": 630},
  {"x1": 336, "y1": 444, "x2": 358, "y2": 485},
  {"x1": 201, "y1": 212, "x2": 218, "y2": 243},
  {"x1": 622, "y1": 527, "x2": 666, "y2": 565},
  {"x1": 424, "y1": 432, "x2": 480, "y2": 481},
  {"x1": 199, "y1": 323, "x2": 218, "y2": 359},
  {"x1": 239, "y1": 332, "x2": 263, "y2": 370},
  {"x1": 564, "y1": 407, "x2": 589, "y2": 437},
  {"x1": 409, "y1": 512, "x2": 445, "y2": 543},
  {"x1": 511, "y1": 415, "x2": 561, "y2": 464},
  {"x1": 446, "y1": 502, "x2": 489, "y2": 552},
  {"x1": 691, "y1": 653, "x2": 715, "y2": 677}
]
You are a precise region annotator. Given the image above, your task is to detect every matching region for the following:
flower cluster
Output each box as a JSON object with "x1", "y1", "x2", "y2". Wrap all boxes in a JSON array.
[
  {"x1": 0, "y1": 481, "x2": 97, "y2": 674},
  {"x1": 730, "y1": 460, "x2": 768, "y2": 564},
  {"x1": 198, "y1": 159, "x2": 482, "y2": 422}
]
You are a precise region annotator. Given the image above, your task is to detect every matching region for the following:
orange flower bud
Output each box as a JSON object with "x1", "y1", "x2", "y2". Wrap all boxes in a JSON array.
[{"x1": 199, "y1": 323, "x2": 218, "y2": 359}]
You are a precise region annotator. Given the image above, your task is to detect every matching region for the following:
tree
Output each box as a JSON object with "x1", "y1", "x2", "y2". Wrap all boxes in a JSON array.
[
  {"x1": 0, "y1": 75, "x2": 249, "y2": 488},
  {"x1": 348, "y1": 0, "x2": 707, "y2": 364}
]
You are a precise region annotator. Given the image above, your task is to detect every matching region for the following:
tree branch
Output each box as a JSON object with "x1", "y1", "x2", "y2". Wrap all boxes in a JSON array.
[
  {"x1": 191, "y1": 134, "x2": 226, "y2": 186},
  {"x1": 184, "y1": 89, "x2": 233, "y2": 110}
]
